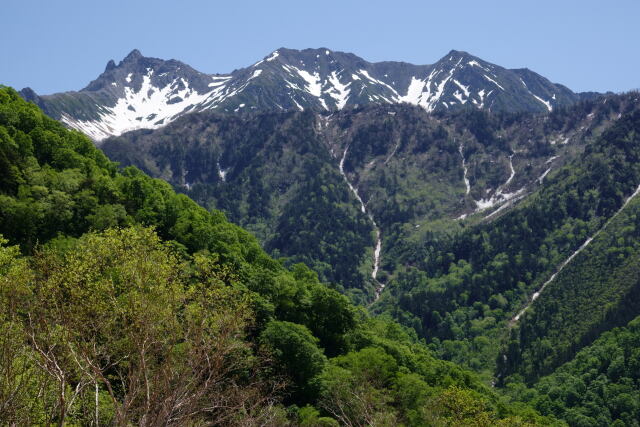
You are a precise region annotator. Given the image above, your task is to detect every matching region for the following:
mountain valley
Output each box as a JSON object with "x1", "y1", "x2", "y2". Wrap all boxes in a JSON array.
[{"x1": 4, "y1": 45, "x2": 640, "y2": 425}]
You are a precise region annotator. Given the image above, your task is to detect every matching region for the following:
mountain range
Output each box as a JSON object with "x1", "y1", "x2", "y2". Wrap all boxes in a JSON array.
[
  {"x1": 7, "y1": 45, "x2": 640, "y2": 425},
  {"x1": 20, "y1": 48, "x2": 598, "y2": 141}
]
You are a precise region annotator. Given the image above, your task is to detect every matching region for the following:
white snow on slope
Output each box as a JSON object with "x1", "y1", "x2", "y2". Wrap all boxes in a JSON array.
[
  {"x1": 265, "y1": 50, "x2": 279, "y2": 61},
  {"x1": 282, "y1": 64, "x2": 353, "y2": 110},
  {"x1": 62, "y1": 69, "x2": 253, "y2": 141},
  {"x1": 453, "y1": 90, "x2": 467, "y2": 104},
  {"x1": 468, "y1": 60, "x2": 489, "y2": 71},
  {"x1": 249, "y1": 69, "x2": 263, "y2": 80},
  {"x1": 538, "y1": 167, "x2": 552, "y2": 184},
  {"x1": 291, "y1": 97, "x2": 304, "y2": 111},
  {"x1": 209, "y1": 75, "x2": 232, "y2": 87},
  {"x1": 459, "y1": 143, "x2": 471, "y2": 194},
  {"x1": 217, "y1": 159, "x2": 228, "y2": 181},
  {"x1": 358, "y1": 69, "x2": 400, "y2": 100},
  {"x1": 532, "y1": 93, "x2": 553, "y2": 111},
  {"x1": 475, "y1": 154, "x2": 524, "y2": 211},
  {"x1": 293, "y1": 68, "x2": 323, "y2": 97},
  {"x1": 401, "y1": 75, "x2": 429, "y2": 106},
  {"x1": 400, "y1": 59, "x2": 463, "y2": 111},
  {"x1": 326, "y1": 71, "x2": 351, "y2": 109},
  {"x1": 483, "y1": 74, "x2": 505, "y2": 91},
  {"x1": 62, "y1": 70, "x2": 220, "y2": 141},
  {"x1": 61, "y1": 50, "x2": 566, "y2": 141},
  {"x1": 472, "y1": 89, "x2": 490, "y2": 108},
  {"x1": 339, "y1": 144, "x2": 384, "y2": 299},
  {"x1": 453, "y1": 79, "x2": 470, "y2": 97},
  {"x1": 385, "y1": 139, "x2": 401, "y2": 164}
]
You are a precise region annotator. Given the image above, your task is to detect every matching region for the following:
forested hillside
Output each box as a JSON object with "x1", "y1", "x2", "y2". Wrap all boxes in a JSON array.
[
  {"x1": 7, "y1": 82, "x2": 640, "y2": 426},
  {"x1": 506, "y1": 316, "x2": 640, "y2": 426},
  {"x1": 101, "y1": 94, "x2": 635, "y2": 303},
  {"x1": 500, "y1": 116, "x2": 640, "y2": 381},
  {"x1": 0, "y1": 87, "x2": 556, "y2": 425},
  {"x1": 375, "y1": 102, "x2": 640, "y2": 374}
]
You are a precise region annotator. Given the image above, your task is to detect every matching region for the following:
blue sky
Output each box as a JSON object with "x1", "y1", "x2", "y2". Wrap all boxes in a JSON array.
[{"x1": 2, "y1": 0, "x2": 639, "y2": 94}]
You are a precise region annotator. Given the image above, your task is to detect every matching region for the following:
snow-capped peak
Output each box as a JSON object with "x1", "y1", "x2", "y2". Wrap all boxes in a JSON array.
[{"x1": 26, "y1": 47, "x2": 583, "y2": 141}]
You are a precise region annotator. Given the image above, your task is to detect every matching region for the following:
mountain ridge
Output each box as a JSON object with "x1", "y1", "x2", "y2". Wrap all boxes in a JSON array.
[{"x1": 20, "y1": 47, "x2": 596, "y2": 141}]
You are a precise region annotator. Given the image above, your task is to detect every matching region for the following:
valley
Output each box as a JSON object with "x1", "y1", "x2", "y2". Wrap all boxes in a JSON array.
[
  {"x1": 338, "y1": 140, "x2": 384, "y2": 298},
  {"x1": 5, "y1": 44, "x2": 640, "y2": 425}
]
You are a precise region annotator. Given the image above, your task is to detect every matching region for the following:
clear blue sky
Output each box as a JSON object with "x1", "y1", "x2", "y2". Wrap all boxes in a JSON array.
[{"x1": 2, "y1": 0, "x2": 639, "y2": 95}]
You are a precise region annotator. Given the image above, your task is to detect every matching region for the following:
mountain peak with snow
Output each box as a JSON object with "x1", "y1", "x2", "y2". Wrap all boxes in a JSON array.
[{"x1": 21, "y1": 48, "x2": 593, "y2": 140}]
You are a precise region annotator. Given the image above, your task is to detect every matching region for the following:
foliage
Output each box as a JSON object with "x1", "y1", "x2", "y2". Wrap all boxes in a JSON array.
[
  {"x1": 103, "y1": 110, "x2": 376, "y2": 295},
  {"x1": 0, "y1": 87, "x2": 551, "y2": 425},
  {"x1": 260, "y1": 320, "x2": 327, "y2": 403},
  {"x1": 0, "y1": 227, "x2": 286, "y2": 425},
  {"x1": 501, "y1": 192, "x2": 640, "y2": 382},
  {"x1": 505, "y1": 316, "x2": 640, "y2": 426},
  {"x1": 376, "y1": 107, "x2": 640, "y2": 377}
]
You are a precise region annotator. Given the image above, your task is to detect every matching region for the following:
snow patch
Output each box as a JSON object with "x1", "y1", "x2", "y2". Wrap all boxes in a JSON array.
[
  {"x1": 339, "y1": 145, "x2": 384, "y2": 299},
  {"x1": 546, "y1": 155, "x2": 558, "y2": 164},
  {"x1": 208, "y1": 76, "x2": 231, "y2": 87},
  {"x1": 538, "y1": 167, "x2": 552, "y2": 183},
  {"x1": 453, "y1": 79, "x2": 470, "y2": 97},
  {"x1": 217, "y1": 159, "x2": 228, "y2": 181},
  {"x1": 453, "y1": 90, "x2": 467, "y2": 104},
  {"x1": 358, "y1": 69, "x2": 400, "y2": 100},
  {"x1": 293, "y1": 67, "x2": 323, "y2": 97},
  {"x1": 468, "y1": 60, "x2": 489, "y2": 71},
  {"x1": 459, "y1": 143, "x2": 470, "y2": 194},
  {"x1": 326, "y1": 71, "x2": 351, "y2": 109},
  {"x1": 61, "y1": 68, "x2": 242, "y2": 141},
  {"x1": 474, "y1": 154, "x2": 523, "y2": 211},
  {"x1": 291, "y1": 97, "x2": 304, "y2": 111},
  {"x1": 483, "y1": 74, "x2": 505, "y2": 91},
  {"x1": 532, "y1": 93, "x2": 553, "y2": 112}
]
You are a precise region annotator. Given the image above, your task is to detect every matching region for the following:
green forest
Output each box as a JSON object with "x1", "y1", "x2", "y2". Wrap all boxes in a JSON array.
[
  {"x1": 0, "y1": 88, "x2": 556, "y2": 425},
  {"x1": 4, "y1": 84, "x2": 640, "y2": 426}
]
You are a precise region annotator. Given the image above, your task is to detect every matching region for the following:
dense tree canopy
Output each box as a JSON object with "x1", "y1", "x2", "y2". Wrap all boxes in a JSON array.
[{"x1": 0, "y1": 87, "x2": 554, "y2": 425}]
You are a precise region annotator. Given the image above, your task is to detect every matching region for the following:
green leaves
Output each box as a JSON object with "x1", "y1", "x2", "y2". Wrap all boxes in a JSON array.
[
  {"x1": 0, "y1": 86, "x2": 560, "y2": 425},
  {"x1": 260, "y1": 320, "x2": 327, "y2": 402}
]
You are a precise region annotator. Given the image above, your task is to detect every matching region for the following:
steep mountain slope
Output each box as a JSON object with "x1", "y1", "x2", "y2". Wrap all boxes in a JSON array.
[
  {"x1": 0, "y1": 87, "x2": 558, "y2": 425},
  {"x1": 100, "y1": 93, "x2": 634, "y2": 304},
  {"x1": 524, "y1": 315, "x2": 640, "y2": 425},
  {"x1": 373, "y1": 95, "x2": 640, "y2": 375},
  {"x1": 499, "y1": 111, "x2": 640, "y2": 382},
  {"x1": 20, "y1": 48, "x2": 591, "y2": 140}
]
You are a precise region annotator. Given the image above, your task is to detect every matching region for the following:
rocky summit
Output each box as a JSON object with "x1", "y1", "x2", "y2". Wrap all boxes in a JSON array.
[{"x1": 20, "y1": 47, "x2": 594, "y2": 141}]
